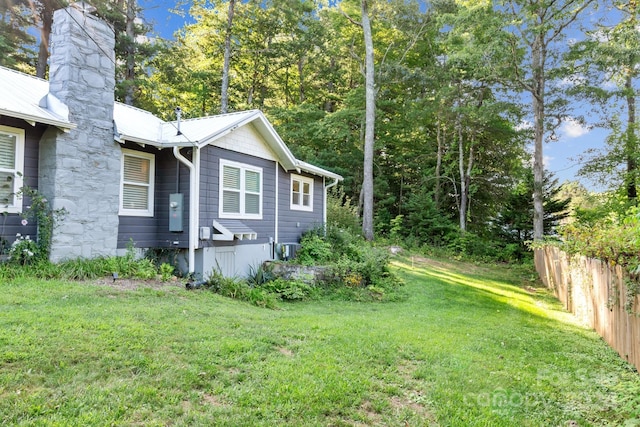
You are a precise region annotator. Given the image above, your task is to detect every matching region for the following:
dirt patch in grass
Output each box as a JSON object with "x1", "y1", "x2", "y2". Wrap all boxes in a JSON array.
[
  {"x1": 84, "y1": 277, "x2": 184, "y2": 291},
  {"x1": 277, "y1": 346, "x2": 294, "y2": 357}
]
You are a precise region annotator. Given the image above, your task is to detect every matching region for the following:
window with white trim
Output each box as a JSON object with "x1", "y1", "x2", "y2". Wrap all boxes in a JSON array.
[
  {"x1": 120, "y1": 149, "x2": 155, "y2": 216},
  {"x1": 290, "y1": 174, "x2": 313, "y2": 212},
  {"x1": 219, "y1": 159, "x2": 262, "y2": 219},
  {"x1": 0, "y1": 126, "x2": 25, "y2": 214}
]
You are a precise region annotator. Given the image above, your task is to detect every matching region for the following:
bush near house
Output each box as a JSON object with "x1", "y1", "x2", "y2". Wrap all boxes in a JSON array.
[{"x1": 198, "y1": 226, "x2": 405, "y2": 307}]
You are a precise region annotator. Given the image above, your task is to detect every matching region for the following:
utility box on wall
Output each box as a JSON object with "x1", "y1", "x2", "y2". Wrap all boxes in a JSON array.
[{"x1": 169, "y1": 193, "x2": 183, "y2": 232}]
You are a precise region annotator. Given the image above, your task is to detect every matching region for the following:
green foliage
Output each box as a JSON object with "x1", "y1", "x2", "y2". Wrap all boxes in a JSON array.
[
  {"x1": 296, "y1": 233, "x2": 333, "y2": 266},
  {"x1": 261, "y1": 278, "x2": 314, "y2": 301},
  {"x1": 3, "y1": 257, "x2": 639, "y2": 425},
  {"x1": 326, "y1": 187, "x2": 360, "y2": 234},
  {"x1": 560, "y1": 206, "x2": 640, "y2": 314},
  {"x1": 133, "y1": 258, "x2": 157, "y2": 280},
  {"x1": 247, "y1": 263, "x2": 276, "y2": 287},
  {"x1": 292, "y1": 226, "x2": 405, "y2": 301},
  {"x1": 9, "y1": 184, "x2": 67, "y2": 264},
  {"x1": 159, "y1": 263, "x2": 175, "y2": 282},
  {"x1": 203, "y1": 269, "x2": 279, "y2": 309},
  {"x1": 7, "y1": 234, "x2": 39, "y2": 265}
]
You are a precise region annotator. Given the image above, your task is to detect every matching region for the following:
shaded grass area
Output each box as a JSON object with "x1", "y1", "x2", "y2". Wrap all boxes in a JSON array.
[{"x1": 1, "y1": 256, "x2": 639, "y2": 426}]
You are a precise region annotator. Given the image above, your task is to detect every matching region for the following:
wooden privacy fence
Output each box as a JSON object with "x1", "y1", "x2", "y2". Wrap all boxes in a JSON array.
[{"x1": 535, "y1": 246, "x2": 640, "y2": 372}]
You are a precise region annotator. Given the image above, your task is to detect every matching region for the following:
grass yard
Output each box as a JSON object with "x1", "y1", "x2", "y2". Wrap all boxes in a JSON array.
[{"x1": 1, "y1": 255, "x2": 639, "y2": 426}]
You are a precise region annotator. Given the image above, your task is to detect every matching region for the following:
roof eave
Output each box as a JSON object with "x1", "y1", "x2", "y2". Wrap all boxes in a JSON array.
[
  {"x1": 0, "y1": 108, "x2": 76, "y2": 131},
  {"x1": 296, "y1": 160, "x2": 343, "y2": 181}
]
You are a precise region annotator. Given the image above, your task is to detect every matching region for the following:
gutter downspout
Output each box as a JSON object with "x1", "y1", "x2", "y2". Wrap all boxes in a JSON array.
[
  {"x1": 173, "y1": 146, "x2": 199, "y2": 274},
  {"x1": 274, "y1": 163, "x2": 279, "y2": 245},
  {"x1": 324, "y1": 177, "x2": 340, "y2": 227}
]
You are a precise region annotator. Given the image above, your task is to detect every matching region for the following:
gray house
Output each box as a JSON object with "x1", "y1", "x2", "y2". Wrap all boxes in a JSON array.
[{"x1": 0, "y1": 3, "x2": 341, "y2": 277}]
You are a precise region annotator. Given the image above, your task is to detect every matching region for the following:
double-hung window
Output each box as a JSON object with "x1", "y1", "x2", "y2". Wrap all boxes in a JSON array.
[
  {"x1": 219, "y1": 159, "x2": 262, "y2": 219},
  {"x1": 120, "y1": 149, "x2": 155, "y2": 216},
  {"x1": 290, "y1": 174, "x2": 313, "y2": 212},
  {"x1": 0, "y1": 126, "x2": 25, "y2": 214}
]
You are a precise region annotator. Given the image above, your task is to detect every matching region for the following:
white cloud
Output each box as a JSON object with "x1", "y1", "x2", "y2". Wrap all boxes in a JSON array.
[{"x1": 560, "y1": 118, "x2": 589, "y2": 138}]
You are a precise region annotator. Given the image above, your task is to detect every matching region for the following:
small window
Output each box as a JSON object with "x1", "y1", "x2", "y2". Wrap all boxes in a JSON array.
[
  {"x1": 290, "y1": 174, "x2": 313, "y2": 212},
  {"x1": 120, "y1": 149, "x2": 155, "y2": 216},
  {"x1": 0, "y1": 126, "x2": 25, "y2": 214},
  {"x1": 219, "y1": 159, "x2": 262, "y2": 219}
]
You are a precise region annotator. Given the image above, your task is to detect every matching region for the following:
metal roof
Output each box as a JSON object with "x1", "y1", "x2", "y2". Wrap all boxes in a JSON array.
[
  {"x1": 0, "y1": 66, "x2": 74, "y2": 129},
  {"x1": 1, "y1": 66, "x2": 342, "y2": 180}
]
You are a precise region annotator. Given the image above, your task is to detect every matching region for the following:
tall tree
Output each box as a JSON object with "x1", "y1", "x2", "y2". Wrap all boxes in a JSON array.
[
  {"x1": 361, "y1": 0, "x2": 375, "y2": 241},
  {"x1": 0, "y1": 0, "x2": 35, "y2": 72},
  {"x1": 500, "y1": 0, "x2": 595, "y2": 240},
  {"x1": 220, "y1": 0, "x2": 236, "y2": 114},
  {"x1": 567, "y1": 0, "x2": 639, "y2": 202}
]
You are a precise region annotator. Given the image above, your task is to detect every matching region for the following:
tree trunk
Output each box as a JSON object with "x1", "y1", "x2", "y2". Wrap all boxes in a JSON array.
[
  {"x1": 325, "y1": 57, "x2": 336, "y2": 113},
  {"x1": 221, "y1": 0, "x2": 235, "y2": 114},
  {"x1": 457, "y1": 114, "x2": 467, "y2": 231},
  {"x1": 124, "y1": 0, "x2": 136, "y2": 105},
  {"x1": 361, "y1": 0, "x2": 375, "y2": 241},
  {"x1": 435, "y1": 118, "x2": 443, "y2": 209},
  {"x1": 626, "y1": 72, "x2": 637, "y2": 201},
  {"x1": 298, "y1": 56, "x2": 305, "y2": 103},
  {"x1": 35, "y1": 4, "x2": 53, "y2": 78},
  {"x1": 532, "y1": 33, "x2": 545, "y2": 241}
]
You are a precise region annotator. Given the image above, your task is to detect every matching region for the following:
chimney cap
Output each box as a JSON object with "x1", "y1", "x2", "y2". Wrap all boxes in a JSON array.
[{"x1": 69, "y1": 2, "x2": 98, "y2": 15}]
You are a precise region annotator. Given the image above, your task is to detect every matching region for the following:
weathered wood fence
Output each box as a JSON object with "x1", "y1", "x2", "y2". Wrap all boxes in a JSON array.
[{"x1": 535, "y1": 246, "x2": 640, "y2": 372}]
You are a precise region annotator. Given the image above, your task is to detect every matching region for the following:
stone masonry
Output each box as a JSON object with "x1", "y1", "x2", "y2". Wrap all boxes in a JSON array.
[{"x1": 39, "y1": 5, "x2": 120, "y2": 261}]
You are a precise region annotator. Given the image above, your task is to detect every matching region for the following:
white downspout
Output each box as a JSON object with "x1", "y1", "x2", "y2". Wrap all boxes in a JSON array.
[
  {"x1": 324, "y1": 177, "x2": 339, "y2": 226},
  {"x1": 173, "y1": 146, "x2": 199, "y2": 274},
  {"x1": 274, "y1": 163, "x2": 279, "y2": 244}
]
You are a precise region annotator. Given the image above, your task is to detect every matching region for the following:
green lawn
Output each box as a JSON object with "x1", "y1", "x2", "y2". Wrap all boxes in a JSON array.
[{"x1": 1, "y1": 255, "x2": 639, "y2": 426}]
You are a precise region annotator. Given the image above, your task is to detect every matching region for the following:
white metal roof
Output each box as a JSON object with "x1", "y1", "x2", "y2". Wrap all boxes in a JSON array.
[
  {"x1": 1, "y1": 66, "x2": 342, "y2": 180},
  {"x1": 0, "y1": 66, "x2": 74, "y2": 129}
]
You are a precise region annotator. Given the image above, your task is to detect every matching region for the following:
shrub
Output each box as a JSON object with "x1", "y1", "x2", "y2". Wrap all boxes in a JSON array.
[
  {"x1": 159, "y1": 263, "x2": 175, "y2": 282},
  {"x1": 134, "y1": 258, "x2": 157, "y2": 280},
  {"x1": 291, "y1": 226, "x2": 404, "y2": 302},
  {"x1": 7, "y1": 234, "x2": 40, "y2": 265},
  {"x1": 296, "y1": 233, "x2": 333, "y2": 265},
  {"x1": 247, "y1": 263, "x2": 275, "y2": 287},
  {"x1": 261, "y1": 278, "x2": 313, "y2": 301}
]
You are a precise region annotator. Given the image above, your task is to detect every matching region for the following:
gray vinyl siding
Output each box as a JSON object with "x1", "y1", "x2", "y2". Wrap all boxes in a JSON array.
[
  {"x1": 278, "y1": 168, "x2": 324, "y2": 244},
  {"x1": 199, "y1": 146, "x2": 277, "y2": 246},
  {"x1": 0, "y1": 117, "x2": 44, "y2": 247},
  {"x1": 117, "y1": 143, "x2": 190, "y2": 249}
]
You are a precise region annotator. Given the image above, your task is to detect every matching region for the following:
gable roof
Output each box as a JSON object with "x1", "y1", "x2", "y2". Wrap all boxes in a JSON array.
[{"x1": 0, "y1": 66, "x2": 340, "y2": 180}]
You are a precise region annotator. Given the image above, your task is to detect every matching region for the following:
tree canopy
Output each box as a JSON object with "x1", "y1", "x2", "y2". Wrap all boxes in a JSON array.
[{"x1": 4, "y1": 0, "x2": 635, "y2": 257}]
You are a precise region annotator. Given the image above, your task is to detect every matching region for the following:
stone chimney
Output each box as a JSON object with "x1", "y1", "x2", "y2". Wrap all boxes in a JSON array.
[{"x1": 39, "y1": 3, "x2": 121, "y2": 260}]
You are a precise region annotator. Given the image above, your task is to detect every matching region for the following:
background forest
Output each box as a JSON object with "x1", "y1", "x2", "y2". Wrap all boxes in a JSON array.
[{"x1": 2, "y1": 0, "x2": 639, "y2": 262}]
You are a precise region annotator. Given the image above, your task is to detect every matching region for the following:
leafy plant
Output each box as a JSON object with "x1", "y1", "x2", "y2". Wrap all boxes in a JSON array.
[
  {"x1": 261, "y1": 278, "x2": 313, "y2": 301},
  {"x1": 295, "y1": 233, "x2": 333, "y2": 266},
  {"x1": 159, "y1": 263, "x2": 175, "y2": 282},
  {"x1": 7, "y1": 234, "x2": 39, "y2": 265},
  {"x1": 15, "y1": 183, "x2": 67, "y2": 261},
  {"x1": 247, "y1": 263, "x2": 275, "y2": 287}
]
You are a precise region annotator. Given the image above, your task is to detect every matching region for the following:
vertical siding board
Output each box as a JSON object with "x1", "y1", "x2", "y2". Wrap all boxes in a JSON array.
[{"x1": 535, "y1": 246, "x2": 640, "y2": 372}]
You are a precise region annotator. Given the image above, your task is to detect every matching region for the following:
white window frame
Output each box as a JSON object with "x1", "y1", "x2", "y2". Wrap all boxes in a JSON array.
[
  {"x1": 219, "y1": 159, "x2": 263, "y2": 220},
  {"x1": 0, "y1": 125, "x2": 25, "y2": 214},
  {"x1": 290, "y1": 174, "x2": 314, "y2": 212},
  {"x1": 119, "y1": 148, "x2": 155, "y2": 217}
]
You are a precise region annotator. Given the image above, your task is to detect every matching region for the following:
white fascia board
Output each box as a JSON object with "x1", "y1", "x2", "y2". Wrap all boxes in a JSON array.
[
  {"x1": 296, "y1": 160, "x2": 343, "y2": 181},
  {"x1": 0, "y1": 108, "x2": 76, "y2": 131}
]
